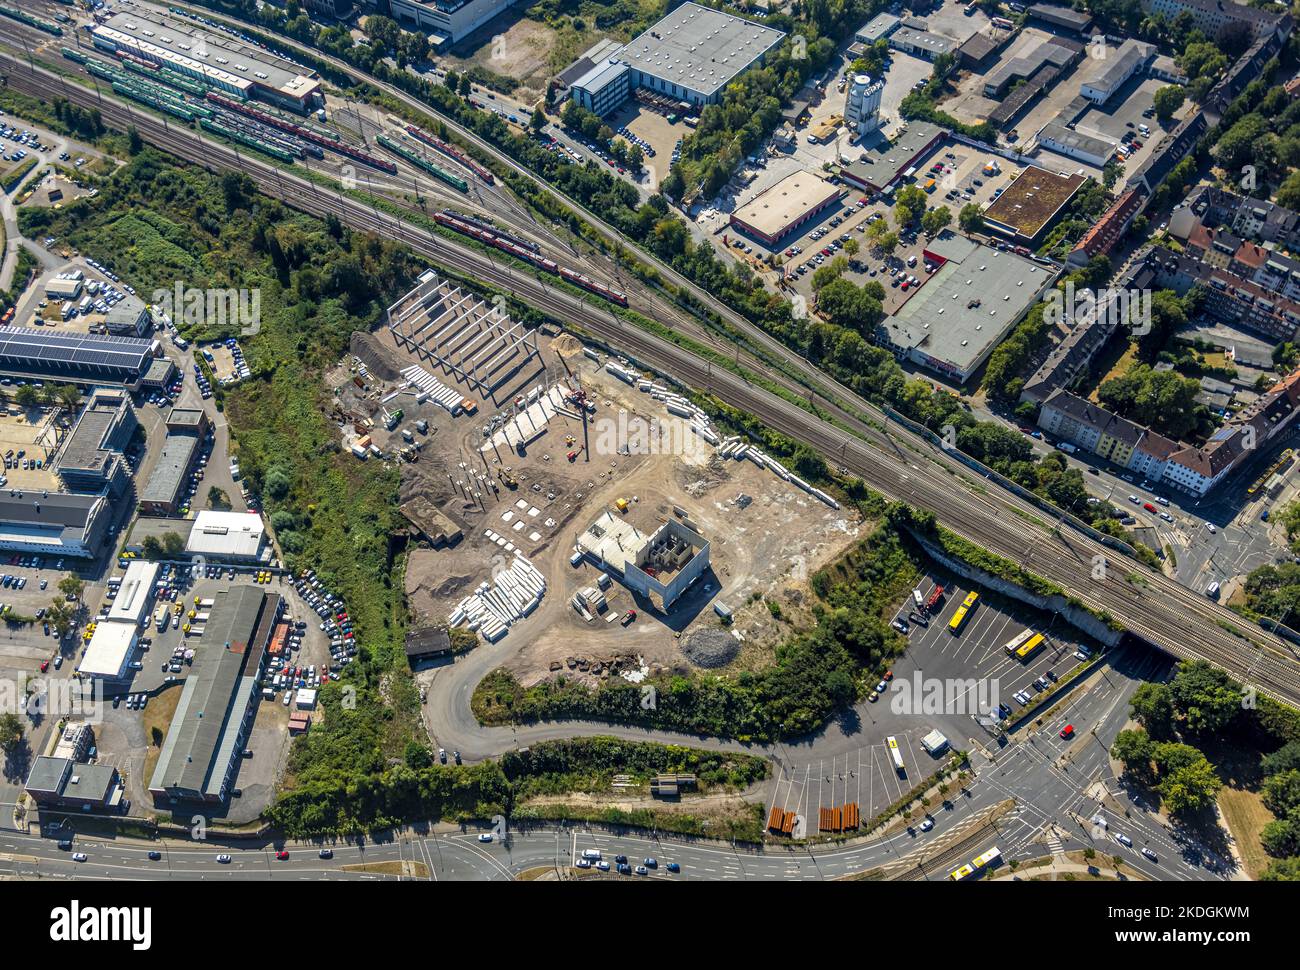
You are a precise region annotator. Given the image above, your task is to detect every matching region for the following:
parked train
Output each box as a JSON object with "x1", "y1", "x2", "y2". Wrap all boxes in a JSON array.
[
  {"x1": 433, "y1": 210, "x2": 628, "y2": 307},
  {"x1": 205, "y1": 92, "x2": 397, "y2": 174},
  {"x1": 403, "y1": 125, "x2": 494, "y2": 184}
]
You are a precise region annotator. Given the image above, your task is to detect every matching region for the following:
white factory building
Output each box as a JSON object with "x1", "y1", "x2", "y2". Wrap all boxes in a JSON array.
[
  {"x1": 105, "y1": 560, "x2": 161, "y2": 628},
  {"x1": 387, "y1": 0, "x2": 524, "y2": 47},
  {"x1": 185, "y1": 510, "x2": 269, "y2": 563},
  {"x1": 567, "y1": 3, "x2": 786, "y2": 116},
  {"x1": 78, "y1": 622, "x2": 140, "y2": 684}
]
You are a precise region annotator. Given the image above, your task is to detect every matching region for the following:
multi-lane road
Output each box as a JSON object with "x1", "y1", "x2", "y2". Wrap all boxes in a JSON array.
[{"x1": 0, "y1": 642, "x2": 1232, "y2": 882}]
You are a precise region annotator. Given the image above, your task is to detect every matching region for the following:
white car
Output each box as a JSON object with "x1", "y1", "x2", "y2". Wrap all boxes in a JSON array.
[
  {"x1": 72, "y1": 852, "x2": 88, "y2": 862},
  {"x1": 1206, "y1": 523, "x2": 1217, "y2": 533},
  {"x1": 216, "y1": 854, "x2": 232, "y2": 864},
  {"x1": 477, "y1": 833, "x2": 493, "y2": 843},
  {"x1": 920, "y1": 818, "x2": 934, "y2": 831}
]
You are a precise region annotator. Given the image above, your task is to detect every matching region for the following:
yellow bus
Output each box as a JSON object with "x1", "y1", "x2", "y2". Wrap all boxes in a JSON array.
[
  {"x1": 948, "y1": 591, "x2": 979, "y2": 634},
  {"x1": 1002, "y1": 629, "x2": 1033, "y2": 656},
  {"x1": 1014, "y1": 633, "x2": 1044, "y2": 662},
  {"x1": 972, "y1": 847, "x2": 1002, "y2": 869},
  {"x1": 948, "y1": 863, "x2": 975, "y2": 880}
]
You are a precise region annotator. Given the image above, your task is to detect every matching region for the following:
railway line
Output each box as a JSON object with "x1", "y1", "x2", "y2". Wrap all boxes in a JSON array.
[{"x1": 4, "y1": 49, "x2": 1300, "y2": 709}]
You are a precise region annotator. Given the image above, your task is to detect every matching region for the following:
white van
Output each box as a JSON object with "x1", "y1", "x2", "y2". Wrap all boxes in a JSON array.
[
  {"x1": 581, "y1": 848, "x2": 602, "y2": 860},
  {"x1": 1206, "y1": 581, "x2": 1220, "y2": 598}
]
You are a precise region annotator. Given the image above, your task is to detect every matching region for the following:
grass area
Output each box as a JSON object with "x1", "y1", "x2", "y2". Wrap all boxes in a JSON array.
[
  {"x1": 340, "y1": 860, "x2": 430, "y2": 877},
  {"x1": 1202, "y1": 738, "x2": 1274, "y2": 879},
  {"x1": 141, "y1": 683, "x2": 184, "y2": 789},
  {"x1": 1089, "y1": 341, "x2": 1139, "y2": 402}
]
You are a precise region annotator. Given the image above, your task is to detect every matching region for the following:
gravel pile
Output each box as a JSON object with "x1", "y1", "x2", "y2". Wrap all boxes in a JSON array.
[{"x1": 683, "y1": 627, "x2": 738, "y2": 668}]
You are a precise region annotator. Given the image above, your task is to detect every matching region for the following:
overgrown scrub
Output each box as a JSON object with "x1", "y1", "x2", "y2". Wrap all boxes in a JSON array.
[
  {"x1": 502, "y1": 737, "x2": 768, "y2": 797},
  {"x1": 473, "y1": 518, "x2": 921, "y2": 742}
]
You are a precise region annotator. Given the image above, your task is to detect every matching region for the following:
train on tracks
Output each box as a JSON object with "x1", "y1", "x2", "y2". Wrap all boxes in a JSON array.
[
  {"x1": 403, "y1": 125, "x2": 494, "y2": 184},
  {"x1": 205, "y1": 92, "x2": 397, "y2": 174},
  {"x1": 433, "y1": 210, "x2": 628, "y2": 307}
]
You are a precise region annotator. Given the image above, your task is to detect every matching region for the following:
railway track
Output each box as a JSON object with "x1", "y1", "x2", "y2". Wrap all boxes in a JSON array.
[{"x1": 6, "y1": 50, "x2": 1300, "y2": 709}]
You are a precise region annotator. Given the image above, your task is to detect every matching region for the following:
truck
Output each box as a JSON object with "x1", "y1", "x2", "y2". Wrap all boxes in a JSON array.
[
  {"x1": 921, "y1": 729, "x2": 949, "y2": 755},
  {"x1": 155, "y1": 607, "x2": 168, "y2": 632}
]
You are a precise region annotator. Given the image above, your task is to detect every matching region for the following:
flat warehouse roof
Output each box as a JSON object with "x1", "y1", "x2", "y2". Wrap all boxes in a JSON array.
[
  {"x1": 79, "y1": 622, "x2": 137, "y2": 679},
  {"x1": 732, "y1": 171, "x2": 841, "y2": 239},
  {"x1": 982, "y1": 166, "x2": 1087, "y2": 238},
  {"x1": 98, "y1": 11, "x2": 317, "y2": 99},
  {"x1": 186, "y1": 510, "x2": 266, "y2": 558},
  {"x1": 622, "y1": 2, "x2": 786, "y2": 99},
  {"x1": 0, "y1": 327, "x2": 154, "y2": 373},
  {"x1": 891, "y1": 236, "x2": 1048, "y2": 376}
]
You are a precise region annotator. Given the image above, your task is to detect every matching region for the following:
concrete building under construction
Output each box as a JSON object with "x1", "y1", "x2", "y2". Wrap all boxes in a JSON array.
[
  {"x1": 387, "y1": 270, "x2": 540, "y2": 400},
  {"x1": 576, "y1": 509, "x2": 710, "y2": 610}
]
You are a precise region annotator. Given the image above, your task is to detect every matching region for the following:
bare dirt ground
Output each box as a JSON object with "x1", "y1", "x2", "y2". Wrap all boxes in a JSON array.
[
  {"x1": 355, "y1": 316, "x2": 865, "y2": 689},
  {"x1": 442, "y1": 14, "x2": 564, "y2": 104}
]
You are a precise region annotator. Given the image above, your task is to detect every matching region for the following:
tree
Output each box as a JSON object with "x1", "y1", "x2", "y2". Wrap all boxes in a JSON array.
[
  {"x1": 1155, "y1": 749, "x2": 1221, "y2": 815},
  {"x1": 458, "y1": 73, "x2": 473, "y2": 97},
  {"x1": 161, "y1": 531, "x2": 186, "y2": 556},
  {"x1": 141, "y1": 536, "x2": 163, "y2": 560},
  {"x1": 1152, "y1": 85, "x2": 1185, "y2": 122},
  {"x1": 530, "y1": 106, "x2": 547, "y2": 131},
  {"x1": 45, "y1": 600, "x2": 74, "y2": 639},
  {"x1": 1262, "y1": 857, "x2": 1300, "y2": 881},
  {"x1": 14, "y1": 385, "x2": 39, "y2": 408},
  {"x1": 1111, "y1": 729, "x2": 1156, "y2": 782},
  {"x1": 1168, "y1": 661, "x2": 1241, "y2": 736},
  {"x1": 127, "y1": 126, "x2": 143, "y2": 155},
  {"x1": 1129, "y1": 682, "x2": 1176, "y2": 738},
  {"x1": 0, "y1": 711, "x2": 23, "y2": 754},
  {"x1": 1098, "y1": 364, "x2": 1202, "y2": 439},
  {"x1": 958, "y1": 203, "x2": 984, "y2": 233},
  {"x1": 920, "y1": 206, "x2": 952, "y2": 236},
  {"x1": 57, "y1": 574, "x2": 84, "y2": 603},
  {"x1": 1261, "y1": 740, "x2": 1300, "y2": 777},
  {"x1": 1261, "y1": 817, "x2": 1300, "y2": 858},
  {"x1": 1262, "y1": 769, "x2": 1300, "y2": 819}
]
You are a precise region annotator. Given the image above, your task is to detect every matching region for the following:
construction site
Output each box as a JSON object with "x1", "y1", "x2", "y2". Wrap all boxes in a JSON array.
[{"x1": 337, "y1": 284, "x2": 864, "y2": 687}]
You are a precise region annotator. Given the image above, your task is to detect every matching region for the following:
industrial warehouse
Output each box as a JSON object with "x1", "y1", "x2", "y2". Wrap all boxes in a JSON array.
[
  {"x1": 148, "y1": 586, "x2": 282, "y2": 804},
  {"x1": 729, "y1": 171, "x2": 844, "y2": 245},
  {"x1": 567, "y1": 2, "x2": 786, "y2": 115},
  {"x1": 90, "y1": 11, "x2": 323, "y2": 113},
  {"x1": 875, "y1": 235, "x2": 1051, "y2": 382},
  {"x1": 0, "y1": 326, "x2": 161, "y2": 386}
]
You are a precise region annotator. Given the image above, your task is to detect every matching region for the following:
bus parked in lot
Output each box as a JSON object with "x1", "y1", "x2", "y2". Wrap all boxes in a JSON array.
[
  {"x1": 887, "y1": 735, "x2": 905, "y2": 773},
  {"x1": 948, "y1": 591, "x2": 979, "y2": 634},
  {"x1": 1003, "y1": 629, "x2": 1044, "y2": 661},
  {"x1": 1014, "y1": 633, "x2": 1044, "y2": 661}
]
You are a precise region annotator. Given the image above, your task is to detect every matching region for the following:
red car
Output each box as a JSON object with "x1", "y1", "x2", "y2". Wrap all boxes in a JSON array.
[
  {"x1": 275, "y1": 851, "x2": 289, "y2": 860},
  {"x1": 40, "y1": 659, "x2": 49, "y2": 673},
  {"x1": 1143, "y1": 502, "x2": 1156, "y2": 513},
  {"x1": 1060, "y1": 724, "x2": 1075, "y2": 740}
]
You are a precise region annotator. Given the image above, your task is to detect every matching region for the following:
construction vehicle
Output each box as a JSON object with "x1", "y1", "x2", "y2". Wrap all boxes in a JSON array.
[{"x1": 498, "y1": 468, "x2": 518, "y2": 489}]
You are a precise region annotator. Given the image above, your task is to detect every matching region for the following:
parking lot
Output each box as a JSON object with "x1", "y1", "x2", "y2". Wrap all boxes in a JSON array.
[
  {"x1": 767, "y1": 568, "x2": 1097, "y2": 835},
  {"x1": 0, "y1": 410, "x2": 58, "y2": 491},
  {"x1": 92, "y1": 566, "x2": 334, "y2": 818},
  {"x1": 201, "y1": 339, "x2": 250, "y2": 386},
  {"x1": 770, "y1": 142, "x2": 1022, "y2": 307}
]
